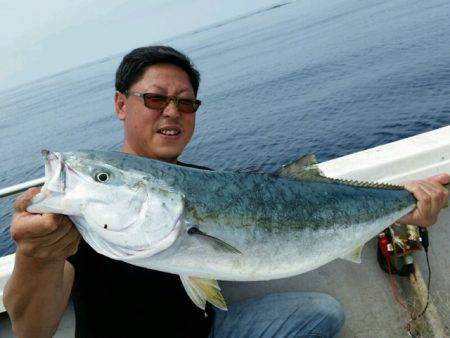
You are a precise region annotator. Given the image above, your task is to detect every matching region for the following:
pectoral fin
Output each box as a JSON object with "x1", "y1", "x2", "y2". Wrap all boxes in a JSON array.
[
  {"x1": 188, "y1": 227, "x2": 242, "y2": 254},
  {"x1": 180, "y1": 275, "x2": 228, "y2": 311},
  {"x1": 340, "y1": 245, "x2": 363, "y2": 263}
]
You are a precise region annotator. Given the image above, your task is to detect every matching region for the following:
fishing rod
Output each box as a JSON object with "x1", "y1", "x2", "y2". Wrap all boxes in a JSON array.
[{"x1": 0, "y1": 178, "x2": 45, "y2": 198}]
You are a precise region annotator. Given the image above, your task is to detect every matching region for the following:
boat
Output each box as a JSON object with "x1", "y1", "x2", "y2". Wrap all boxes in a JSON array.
[{"x1": 0, "y1": 126, "x2": 449, "y2": 337}]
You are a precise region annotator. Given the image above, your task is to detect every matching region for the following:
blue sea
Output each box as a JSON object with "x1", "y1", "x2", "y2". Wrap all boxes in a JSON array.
[{"x1": 1, "y1": 0, "x2": 449, "y2": 257}]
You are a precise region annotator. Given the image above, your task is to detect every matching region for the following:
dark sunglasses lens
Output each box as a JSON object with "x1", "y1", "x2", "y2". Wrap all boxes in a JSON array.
[
  {"x1": 143, "y1": 94, "x2": 200, "y2": 113},
  {"x1": 143, "y1": 94, "x2": 168, "y2": 109},
  {"x1": 177, "y1": 99, "x2": 199, "y2": 113}
]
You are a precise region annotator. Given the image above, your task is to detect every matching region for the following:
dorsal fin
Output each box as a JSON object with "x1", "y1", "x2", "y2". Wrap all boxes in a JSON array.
[
  {"x1": 276, "y1": 154, "x2": 403, "y2": 190},
  {"x1": 329, "y1": 178, "x2": 403, "y2": 190},
  {"x1": 276, "y1": 154, "x2": 329, "y2": 180}
]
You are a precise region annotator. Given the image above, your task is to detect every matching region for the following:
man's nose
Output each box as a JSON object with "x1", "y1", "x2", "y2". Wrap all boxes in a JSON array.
[{"x1": 162, "y1": 99, "x2": 181, "y2": 118}]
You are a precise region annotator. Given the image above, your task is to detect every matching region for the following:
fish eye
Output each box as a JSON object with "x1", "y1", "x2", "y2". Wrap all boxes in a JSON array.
[{"x1": 95, "y1": 172, "x2": 110, "y2": 183}]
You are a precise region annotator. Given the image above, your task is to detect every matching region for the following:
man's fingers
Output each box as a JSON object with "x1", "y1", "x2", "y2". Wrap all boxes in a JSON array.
[
  {"x1": 19, "y1": 225, "x2": 81, "y2": 260},
  {"x1": 427, "y1": 176, "x2": 450, "y2": 205},
  {"x1": 33, "y1": 216, "x2": 74, "y2": 247},
  {"x1": 425, "y1": 173, "x2": 450, "y2": 185},
  {"x1": 11, "y1": 213, "x2": 65, "y2": 240},
  {"x1": 61, "y1": 233, "x2": 82, "y2": 258},
  {"x1": 422, "y1": 174, "x2": 450, "y2": 211},
  {"x1": 401, "y1": 178, "x2": 448, "y2": 227},
  {"x1": 403, "y1": 181, "x2": 426, "y2": 200},
  {"x1": 14, "y1": 187, "x2": 41, "y2": 212},
  {"x1": 415, "y1": 183, "x2": 436, "y2": 220},
  {"x1": 417, "y1": 180, "x2": 449, "y2": 212},
  {"x1": 399, "y1": 184, "x2": 429, "y2": 221},
  {"x1": 52, "y1": 226, "x2": 81, "y2": 253}
]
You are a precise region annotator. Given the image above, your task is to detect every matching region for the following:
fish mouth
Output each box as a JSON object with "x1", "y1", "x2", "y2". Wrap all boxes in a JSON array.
[
  {"x1": 28, "y1": 150, "x2": 61, "y2": 206},
  {"x1": 27, "y1": 150, "x2": 77, "y2": 214},
  {"x1": 41, "y1": 150, "x2": 66, "y2": 193}
]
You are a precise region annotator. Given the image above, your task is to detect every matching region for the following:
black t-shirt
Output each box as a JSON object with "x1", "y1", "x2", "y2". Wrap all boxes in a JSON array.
[{"x1": 67, "y1": 161, "x2": 213, "y2": 338}]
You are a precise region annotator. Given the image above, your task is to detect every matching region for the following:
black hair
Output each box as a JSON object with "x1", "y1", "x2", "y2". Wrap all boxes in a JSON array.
[{"x1": 115, "y1": 45, "x2": 200, "y2": 95}]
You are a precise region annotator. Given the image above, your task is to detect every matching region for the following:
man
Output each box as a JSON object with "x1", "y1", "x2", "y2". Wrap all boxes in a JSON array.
[{"x1": 4, "y1": 46, "x2": 449, "y2": 338}]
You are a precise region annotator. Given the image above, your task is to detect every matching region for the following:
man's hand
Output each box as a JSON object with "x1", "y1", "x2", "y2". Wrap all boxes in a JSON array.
[
  {"x1": 396, "y1": 173, "x2": 450, "y2": 227},
  {"x1": 4, "y1": 188, "x2": 80, "y2": 338},
  {"x1": 11, "y1": 187, "x2": 81, "y2": 262}
]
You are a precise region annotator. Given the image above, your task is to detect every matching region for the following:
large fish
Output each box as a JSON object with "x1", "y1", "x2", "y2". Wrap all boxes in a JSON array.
[{"x1": 27, "y1": 150, "x2": 445, "y2": 311}]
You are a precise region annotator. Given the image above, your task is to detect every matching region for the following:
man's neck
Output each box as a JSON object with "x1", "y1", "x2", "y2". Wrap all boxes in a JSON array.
[{"x1": 120, "y1": 144, "x2": 178, "y2": 164}]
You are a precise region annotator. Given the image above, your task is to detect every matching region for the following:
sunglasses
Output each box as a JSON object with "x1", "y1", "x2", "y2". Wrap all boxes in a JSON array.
[{"x1": 125, "y1": 91, "x2": 201, "y2": 114}]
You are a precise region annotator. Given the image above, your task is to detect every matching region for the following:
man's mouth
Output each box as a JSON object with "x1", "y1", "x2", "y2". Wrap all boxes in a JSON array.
[{"x1": 157, "y1": 126, "x2": 181, "y2": 136}]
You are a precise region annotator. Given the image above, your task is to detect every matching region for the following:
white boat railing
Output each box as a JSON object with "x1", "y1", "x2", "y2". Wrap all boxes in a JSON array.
[
  {"x1": 0, "y1": 177, "x2": 44, "y2": 198},
  {"x1": 0, "y1": 125, "x2": 449, "y2": 314}
]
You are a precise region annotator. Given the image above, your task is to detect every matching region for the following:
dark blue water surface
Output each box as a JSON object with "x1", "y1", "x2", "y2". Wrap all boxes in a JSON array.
[{"x1": 1, "y1": 0, "x2": 449, "y2": 256}]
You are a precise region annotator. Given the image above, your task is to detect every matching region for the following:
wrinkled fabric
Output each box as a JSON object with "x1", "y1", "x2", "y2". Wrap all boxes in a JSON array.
[{"x1": 210, "y1": 292, "x2": 344, "y2": 338}]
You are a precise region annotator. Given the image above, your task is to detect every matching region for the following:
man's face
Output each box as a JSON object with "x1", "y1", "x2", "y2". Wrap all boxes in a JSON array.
[{"x1": 115, "y1": 63, "x2": 196, "y2": 163}]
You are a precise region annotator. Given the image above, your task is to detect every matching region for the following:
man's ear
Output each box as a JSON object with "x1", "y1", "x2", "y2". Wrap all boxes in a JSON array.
[{"x1": 115, "y1": 91, "x2": 127, "y2": 120}]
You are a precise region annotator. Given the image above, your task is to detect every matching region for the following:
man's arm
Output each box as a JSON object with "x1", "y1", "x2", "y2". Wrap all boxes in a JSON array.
[
  {"x1": 397, "y1": 173, "x2": 450, "y2": 227},
  {"x1": 3, "y1": 188, "x2": 81, "y2": 338}
]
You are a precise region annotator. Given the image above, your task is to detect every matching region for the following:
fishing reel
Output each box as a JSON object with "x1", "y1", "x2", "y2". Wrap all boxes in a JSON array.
[{"x1": 377, "y1": 224, "x2": 428, "y2": 277}]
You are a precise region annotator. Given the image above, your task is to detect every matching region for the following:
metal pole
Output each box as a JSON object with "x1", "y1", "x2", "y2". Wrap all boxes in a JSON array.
[{"x1": 0, "y1": 178, "x2": 45, "y2": 198}]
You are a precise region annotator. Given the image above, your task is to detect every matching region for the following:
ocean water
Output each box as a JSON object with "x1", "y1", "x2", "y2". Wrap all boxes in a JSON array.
[{"x1": 0, "y1": 0, "x2": 449, "y2": 257}]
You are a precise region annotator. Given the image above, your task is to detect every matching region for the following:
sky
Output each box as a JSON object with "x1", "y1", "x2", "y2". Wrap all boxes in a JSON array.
[{"x1": 0, "y1": 0, "x2": 283, "y2": 92}]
